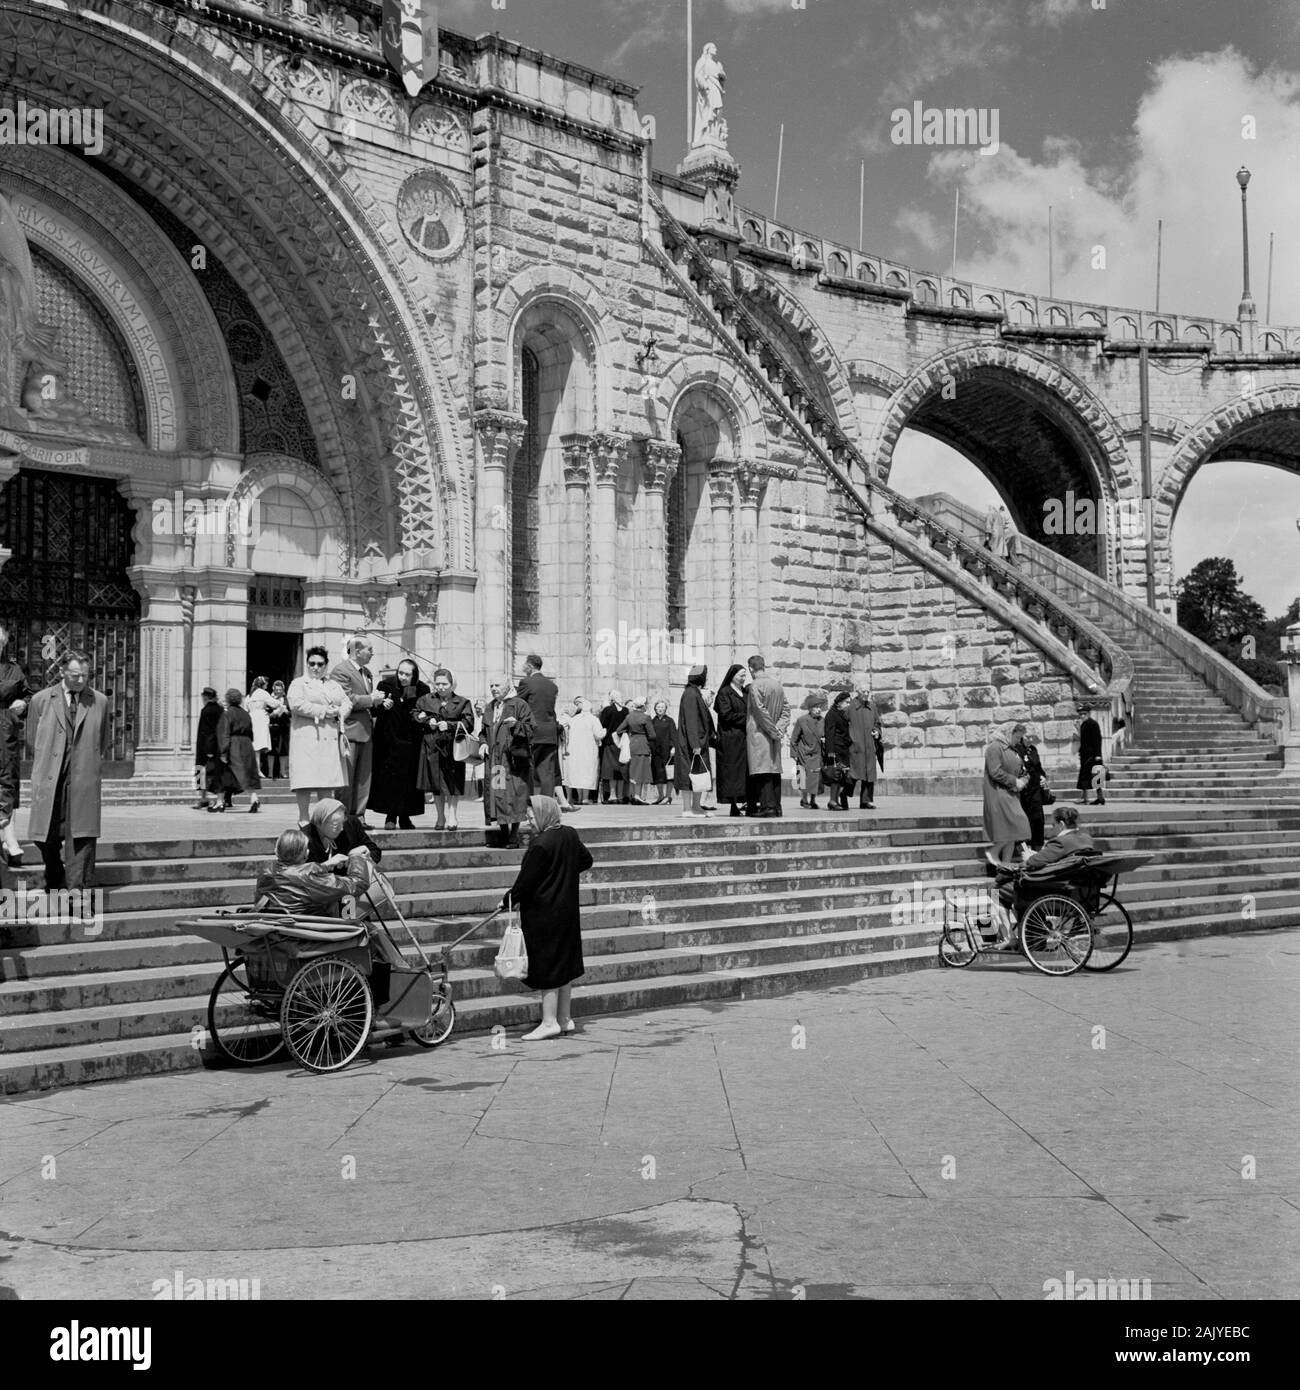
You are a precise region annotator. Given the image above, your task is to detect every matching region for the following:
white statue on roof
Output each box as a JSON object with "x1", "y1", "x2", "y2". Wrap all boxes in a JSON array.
[{"x1": 692, "y1": 43, "x2": 727, "y2": 149}]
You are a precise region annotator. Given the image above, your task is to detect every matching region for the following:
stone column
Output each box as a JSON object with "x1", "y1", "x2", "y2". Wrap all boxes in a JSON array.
[
  {"x1": 560, "y1": 433, "x2": 593, "y2": 685},
  {"x1": 474, "y1": 409, "x2": 526, "y2": 687},
  {"x1": 639, "y1": 438, "x2": 681, "y2": 686},
  {"x1": 706, "y1": 457, "x2": 737, "y2": 680},
  {"x1": 734, "y1": 461, "x2": 769, "y2": 657},
  {"x1": 396, "y1": 572, "x2": 441, "y2": 675},
  {"x1": 435, "y1": 570, "x2": 479, "y2": 693},
  {"x1": 125, "y1": 564, "x2": 191, "y2": 775},
  {"x1": 589, "y1": 432, "x2": 630, "y2": 680},
  {"x1": 1282, "y1": 623, "x2": 1300, "y2": 775}
]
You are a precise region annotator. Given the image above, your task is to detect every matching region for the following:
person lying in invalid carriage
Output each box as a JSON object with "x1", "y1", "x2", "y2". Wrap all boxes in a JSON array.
[
  {"x1": 254, "y1": 826, "x2": 407, "y2": 995},
  {"x1": 986, "y1": 805, "x2": 1099, "y2": 948}
]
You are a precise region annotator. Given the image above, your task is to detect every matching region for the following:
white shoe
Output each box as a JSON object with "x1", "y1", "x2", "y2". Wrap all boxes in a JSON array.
[{"x1": 521, "y1": 1022, "x2": 562, "y2": 1041}]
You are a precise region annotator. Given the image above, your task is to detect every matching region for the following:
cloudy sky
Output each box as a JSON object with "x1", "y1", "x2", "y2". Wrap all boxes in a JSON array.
[{"x1": 440, "y1": 0, "x2": 1300, "y2": 615}]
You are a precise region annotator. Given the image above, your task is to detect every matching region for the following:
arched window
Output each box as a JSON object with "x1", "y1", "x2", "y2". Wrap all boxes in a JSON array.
[{"x1": 512, "y1": 346, "x2": 542, "y2": 632}]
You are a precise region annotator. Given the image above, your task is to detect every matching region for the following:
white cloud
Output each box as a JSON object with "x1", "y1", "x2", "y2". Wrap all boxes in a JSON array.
[{"x1": 901, "y1": 49, "x2": 1300, "y2": 325}]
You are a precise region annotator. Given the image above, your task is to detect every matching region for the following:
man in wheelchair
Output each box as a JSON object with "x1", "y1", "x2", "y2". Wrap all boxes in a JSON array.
[
  {"x1": 254, "y1": 827, "x2": 408, "y2": 994},
  {"x1": 987, "y1": 805, "x2": 1098, "y2": 948}
]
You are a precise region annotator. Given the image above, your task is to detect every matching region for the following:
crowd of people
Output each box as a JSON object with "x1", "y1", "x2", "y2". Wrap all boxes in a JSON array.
[{"x1": 194, "y1": 643, "x2": 892, "y2": 845}]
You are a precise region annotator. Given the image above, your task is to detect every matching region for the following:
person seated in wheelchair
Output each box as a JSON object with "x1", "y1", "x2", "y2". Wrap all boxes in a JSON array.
[
  {"x1": 254, "y1": 828, "x2": 406, "y2": 977},
  {"x1": 989, "y1": 806, "x2": 1098, "y2": 946}
]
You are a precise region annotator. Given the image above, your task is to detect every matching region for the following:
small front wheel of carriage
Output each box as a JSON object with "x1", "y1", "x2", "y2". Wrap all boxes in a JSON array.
[
  {"x1": 410, "y1": 988, "x2": 456, "y2": 1048},
  {"x1": 1083, "y1": 894, "x2": 1134, "y2": 972},
  {"x1": 280, "y1": 957, "x2": 374, "y2": 1072},
  {"x1": 208, "y1": 959, "x2": 285, "y2": 1065},
  {"x1": 1020, "y1": 895, "x2": 1093, "y2": 976},
  {"x1": 938, "y1": 926, "x2": 977, "y2": 968}
]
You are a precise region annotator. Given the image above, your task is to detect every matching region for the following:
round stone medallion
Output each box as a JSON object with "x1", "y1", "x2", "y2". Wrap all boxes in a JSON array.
[{"x1": 396, "y1": 172, "x2": 465, "y2": 260}]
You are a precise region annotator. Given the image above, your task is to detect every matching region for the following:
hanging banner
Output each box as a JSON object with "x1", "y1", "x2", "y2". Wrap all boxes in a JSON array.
[{"x1": 381, "y1": 0, "x2": 439, "y2": 99}]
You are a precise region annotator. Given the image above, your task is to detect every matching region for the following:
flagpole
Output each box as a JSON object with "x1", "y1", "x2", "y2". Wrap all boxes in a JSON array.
[
  {"x1": 773, "y1": 123, "x2": 784, "y2": 219},
  {"x1": 1155, "y1": 219, "x2": 1162, "y2": 312},
  {"x1": 686, "y1": 0, "x2": 693, "y2": 145},
  {"x1": 858, "y1": 160, "x2": 864, "y2": 252},
  {"x1": 951, "y1": 186, "x2": 959, "y2": 279},
  {"x1": 1266, "y1": 230, "x2": 1274, "y2": 322},
  {"x1": 1048, "y1": 203, "x2": 1054, "y2": 298}
]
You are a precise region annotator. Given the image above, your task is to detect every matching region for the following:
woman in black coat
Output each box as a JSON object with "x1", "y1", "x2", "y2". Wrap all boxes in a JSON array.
[
  {"x1": 371, "y1": 658, "x2": 429, "y2": 830},
  {"x1": 1075, "y1": 710, "x2": 1105, "y2": 805},
  {"x1": 268, "y1": 680, "x2": 290, "y2": 778},
  {"x1": 501, "y1": 795, "x2": 593, "y2": 1040},
  {"x1": 415, "y1": 667, "x2": 476, "y2": 830},
  {"x1": 674, "y1": 665, "x2": 716, "y2": 818},
  {"x1": 713, "y1": 662, "x2": 750, "y2": 816},
  {"x1": 1015, "y1": 733, "x2": 1047, "y2": 850},
  {"x1": 822, "y1": 690, "x2": 853, "y2": 811},
  {"x1": 304, "y1": 797, "x2": 382, "y2": 867},
  {"x1": 215, "y1": 688, "x2": 261, "y2": 813},
  {"x1": 598, "y1": 692, "x2": 628, "y2": 803},
  {"x1": 649, "y1": 698, "x2": 677, "y2": 805}
]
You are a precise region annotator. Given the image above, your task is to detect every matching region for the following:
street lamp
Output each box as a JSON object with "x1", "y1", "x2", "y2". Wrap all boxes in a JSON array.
[{"x1": 1237, "y1": 167, "x2": 1257, "y2": 343}]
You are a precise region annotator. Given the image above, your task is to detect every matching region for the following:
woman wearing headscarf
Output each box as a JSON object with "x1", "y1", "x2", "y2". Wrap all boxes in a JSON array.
[
  {"x1": 216, "y1": 687, "x2": 262, "y2": 814},
  {"x1": 371, "y1": 657, "x2": 429, "y2": 831},
  {"x1": 612, "y1": 696, "x2": 655, "y2": 805},
  {"x1": 1014, "y1": 728, "x2": 1048, "y2": 851},
  {"x1": 483, "y1": 675, "x2": 534, "y2": 847},
  {"x1": 983, "y1": 722, "x2": 1030, "y2": 868},
  {"x1": 791, "y1": 692, "x2": 827, "y2": 811},
  {"x1": 288, "y1": 646, "x2": 352, "y2": 825},
  {"x1": 415, "y1": 667, "x2": 476, "y2": 831},
  {"x1": 822, "y1": 690, "x2": 853, "y2": 811},
  {"x1": 500, "y1": 795, "x2": 593, "y2": 1040},
  {"x1": 713, "y1": 663, "x2": 750, "y2": 817},
  {"x1": 0, "y1": 622, "x2": 32, "y2": 866},
  {"x1": 255, "y1": 826, "x2": 373, "y2": 917},
  {"x1": 649, "y1": 698, "x2": 677, "y2": 805},
  {"x1": 303, "y1": 796, "x2": 382, "y2": 868},
  {"x1": 598, "y1": 690, "x2": 628, "y2": 804},
  {"x1": 674, "y1": 665, "x2": 716, "y2": 818}
]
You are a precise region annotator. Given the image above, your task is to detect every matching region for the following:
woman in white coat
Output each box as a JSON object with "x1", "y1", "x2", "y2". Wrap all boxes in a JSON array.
[
  {"x1": 246, "y1": 675, "x2": 285, "y2": 780},
  {"x1": 287, "y1": 645, "x2": 351, "y2": 824},
  {"x1": 562, "y1": 696, "x2": 604, "y2": 808}
]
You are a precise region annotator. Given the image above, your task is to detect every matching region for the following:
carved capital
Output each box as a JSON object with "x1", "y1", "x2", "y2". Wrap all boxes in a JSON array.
[
  {"x1": 590, "y1": 431, "x2": 631, "y2": 486},
  {"x1": 560, "y1": 432, "x2": 593, "y2": 488},
  {"x1": 639, "y1": 438, "x2": 682, "y2": 493},
  {"x1": 733, "y1": 460, "x2": 769, "y2": 509},
  {"x1": 707, "y1": 456, "x2": 737, "y2": 510},
  {"x1": 400, "y1": 574, "x2": 439, "y2": 625},
  {"x1": 474, "y1": 409, "x2": 527, "y2": 469},
  {"x1": 359, "y1": 584, "x2": 391, "y2": 628}
]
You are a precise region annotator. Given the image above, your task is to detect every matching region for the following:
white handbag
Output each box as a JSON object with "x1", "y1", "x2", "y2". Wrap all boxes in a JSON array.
[
  {"x1": 493, "y1": 898, "x2": 528, "y2": 983},
  {"x1": 618, "y1": 731, "x2": 632, "y2": 764},
  {"x1": 689, "y1": 752, "x2": 712, "y2": 794}
]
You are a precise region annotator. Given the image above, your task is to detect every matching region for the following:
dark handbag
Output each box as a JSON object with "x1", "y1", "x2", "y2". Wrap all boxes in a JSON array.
[
  {"x1": 821, "y1": 757, "x2": 845, "y2": 786},
  {"x1": 1040, "y1": 784, "x2": 1056, "y2": 805}
]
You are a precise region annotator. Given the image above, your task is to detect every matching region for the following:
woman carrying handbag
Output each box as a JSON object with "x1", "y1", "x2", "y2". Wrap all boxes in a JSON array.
[
  {"x1": 414, "y1": 666, "x2": 475, "y2": 831},
  {"x1": 674, "y1": 665, "x2": 716, "y2": 819},
  {"x1": 499, "y1": 795, "x2": 593, "y2": 1040}
]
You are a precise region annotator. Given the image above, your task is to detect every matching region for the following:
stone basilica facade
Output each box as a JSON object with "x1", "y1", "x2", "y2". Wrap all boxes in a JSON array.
[{"x1": 4, "y1": 2, "x2": 1289, "y2": 782}]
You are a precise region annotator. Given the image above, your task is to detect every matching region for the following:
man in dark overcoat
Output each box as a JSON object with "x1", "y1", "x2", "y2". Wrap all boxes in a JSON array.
[
  {"x1": 847, "y1": 684, "x2": 880, "y2": 810},
  {"x1": 26, "y1": 651, "x2": 110, "y2": 890},
  {"x1": 517, "y1": 653, "x2": 561, "y2": 798},
  {"x1": 193, "y1": 686, "x2": 222, "y2": 810}
]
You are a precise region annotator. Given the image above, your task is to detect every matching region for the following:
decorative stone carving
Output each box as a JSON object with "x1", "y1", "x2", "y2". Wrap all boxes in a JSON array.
[
  {"x1": 708, "y1": 457, "x2": 737, "y2": 509},
  {"x1": 474, "y1": 409, "x2": 526, "y2": 467},
  {"x1": 734, "y1": 461, "x2": 769, "y2": 509},
  {"x1": 340, "y1": 80, "x2": 398, "y2": 130},
  {"x1": 404, "y1": 577, "x2": 438, "y2": 625},
  {"x1": 560, "y1": 433, "x2": 593, "y2": 488},
  {"x1": 691, "y1": 44, "x2": 727, "y2": 150},
  {"x1": 359, "y1": 585, "x2": 388, "y2": 627},
  {"x1": 640, "y1": 438, "x2": 681, "y2": 493},
  {"x1": 410, "y1": 104, "x2": 469, "y2": 152},
  {"x1": 396, "y1": 171, "x2": 466, "y2": 260},
  {"x1": 264, "y1": 55, "x2": 331, "y2": 107},
  {"x1": 590, "y1": 432, "x2": 630, "y2": 486}
]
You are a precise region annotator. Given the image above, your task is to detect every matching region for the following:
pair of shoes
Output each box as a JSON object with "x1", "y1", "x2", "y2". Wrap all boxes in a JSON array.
[
  {"x1": 863, "y1": 802, "x2": 876, "y2": 810},
  {"x1": 249, "y1": 801, "x2": 260, "y2": 814},
  {"x1": 521, "y1": 1022, "x2": 562, "y2": 1041},
  {"x1": 434, "y1": 822, "x2": 447, "y2": 831},
  {"x1": 630, "y1": 796, "x2": 648, "y2": 806},
  {"x1": 208, "y1": 804, "x2": 225, "y2": 813},
  {"x1": 799, "y1": 798, "x2": 809, "y2": 809},
  {"x1": 809, "y1": 801, "x2": 819, "y2": 810},
  {"x1": 826, "y1": 804, "x2": 843, "y2": 812},
  {"x1": 384, "y1": 819, "x2": 397, "y2": 830},
  {"x1": 398, "y1": 818, "x2": 415, "y2": 830}
]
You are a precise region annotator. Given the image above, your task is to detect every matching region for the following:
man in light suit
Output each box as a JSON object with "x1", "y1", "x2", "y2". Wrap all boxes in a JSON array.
[
  {"x1": 26, "y1": 651, "x2": 111, "y2": 890},
  {"x1": 330, "y1": 636, "x2": 386, "y2": 822},
  {"x1": 516, "y1": 653, "x2": 561, "y2": 800}
]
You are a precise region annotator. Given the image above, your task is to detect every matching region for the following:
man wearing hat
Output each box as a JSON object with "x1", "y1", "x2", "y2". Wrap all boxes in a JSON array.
[
  {"x1": 745, "y1": 654, "x2": 789, "y2": 818},
  {"x1": 193, "y1": 686, "x2": 222, "y2": 811},
  {"x1": 517, "y1": 653, "x2": 561, "y2": 800}
]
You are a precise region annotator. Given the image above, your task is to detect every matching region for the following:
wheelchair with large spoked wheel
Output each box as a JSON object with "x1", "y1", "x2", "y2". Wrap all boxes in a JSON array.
[
  {"x1": 939, "y1": 851, "x2": 1149, "y2": 977},
  {"x1": 180, "y1": 868, "x2": 495, "y2": 1072}
]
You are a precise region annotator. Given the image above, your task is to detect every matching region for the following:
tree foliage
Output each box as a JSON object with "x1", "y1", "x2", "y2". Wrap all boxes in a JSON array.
[{"x1": 1176, "y1": 558, "x2": 1293, "y2": 692}]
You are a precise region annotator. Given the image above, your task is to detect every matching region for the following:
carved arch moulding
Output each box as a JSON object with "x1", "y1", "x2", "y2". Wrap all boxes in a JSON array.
[
  {"x1": 650, "y1": 355, "x2": 769, "y2": 463},
  {"x1": 0, "y1": 151, "x2": 238, "y2": 453},
  {"x1": 0, "y1": 9, "x2": 472, "y2": 569},
  {"x1": 869, "y1": 342, "x2": 1134, "y2": 495}
]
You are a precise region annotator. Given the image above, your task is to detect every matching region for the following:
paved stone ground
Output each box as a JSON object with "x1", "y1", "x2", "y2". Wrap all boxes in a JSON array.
[{"x1": 2, "y1": 930, "x2": 1296, "y2": 1301}]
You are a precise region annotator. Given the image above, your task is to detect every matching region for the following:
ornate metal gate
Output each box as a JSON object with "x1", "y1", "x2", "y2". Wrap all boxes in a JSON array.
[{"x1": 0, "y1": 469, "x2": 140, "y2": 766}]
